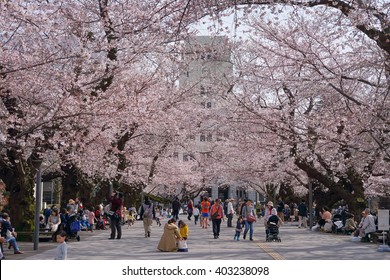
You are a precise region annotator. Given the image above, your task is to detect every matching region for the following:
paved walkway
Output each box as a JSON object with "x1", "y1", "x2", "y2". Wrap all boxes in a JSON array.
[{"x1": 2, "y1": 216, "x2": 390, "y2": 260}]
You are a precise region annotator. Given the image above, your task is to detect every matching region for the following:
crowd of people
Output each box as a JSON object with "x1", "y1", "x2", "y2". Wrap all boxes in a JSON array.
[{"x1": 0, "y1": 192, "x2": 385, "y2": 259}]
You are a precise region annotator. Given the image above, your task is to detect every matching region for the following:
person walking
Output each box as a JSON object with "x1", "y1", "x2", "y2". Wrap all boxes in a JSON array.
[
  {"x1": 140, "y1": 197, "x2": 156, "y2": 237},
  {"x1": 193, "y1": 206, "x2": 200, "y2": 225},
  {"x1": 234, "y1": 215, "x2": 244, "y2": 241},
  {"x1": 264, "y1": 201, "x2": 274, "y2": 238},
  {"x1": 239, "y1": 198, "x2": 249, "y2": 216},
  {"x1": 298, "y1": 200, "x2": 308, "y2": 228},
  {"x1": 187, "y1": 200, "x2": 194, "y2": 221},
  {"x1": 172, "y1": 197, "x2": 181, "y2": 220},
  {"x1": 210, "y1": 198, "x2": 224, "y2": 239},
  {"x1": 226, "y1": 198, "x2": 235, "y2": 227},
  {"x1": 242, "y1": 199, "x2": 256, "y2": 241},
  {"x1": 283, "y1": 204, "x2": 291, "y2": 224},
  {"x1": 277, "y1": 197, "x2": 285, "y2": 223},
  {"x1": 107, "y1": 191, "x2": 124, "y2": 239},
  {"x1": 201, "y1": 197, "x2": 210, "y2": 229}
]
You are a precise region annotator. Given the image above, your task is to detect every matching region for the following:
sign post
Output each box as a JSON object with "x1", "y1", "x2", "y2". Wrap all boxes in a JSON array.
[{"x1": 377, "y1": 209, "x2": 390, "y2": 252}]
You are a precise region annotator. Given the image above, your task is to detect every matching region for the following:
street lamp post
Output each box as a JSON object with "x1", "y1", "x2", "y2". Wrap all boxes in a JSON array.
[
  {"x1": 33, "y1": 165, "x2": 42, "y2": 250},
  {"x1": 309, "y1": 179, "x2": 313, "y2": 230}
]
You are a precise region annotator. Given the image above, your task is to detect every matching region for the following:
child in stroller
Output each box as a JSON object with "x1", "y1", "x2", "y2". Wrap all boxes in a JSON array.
[{"x1": 266, "y1": 208, "x2": 282, "y2": 242}]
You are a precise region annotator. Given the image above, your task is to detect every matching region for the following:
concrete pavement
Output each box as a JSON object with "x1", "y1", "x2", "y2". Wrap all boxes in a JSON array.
[{"x1": 2, "y1": 215, "x2": 390, "y2": 260}]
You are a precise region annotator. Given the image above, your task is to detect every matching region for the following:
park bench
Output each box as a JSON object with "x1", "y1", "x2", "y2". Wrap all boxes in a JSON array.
[
  {"x1": 17, "y1": 228, "x2": 53, "y2": 242},
  {"x1": 372, "y1": 230, "x2": 389, "y2": 244}
]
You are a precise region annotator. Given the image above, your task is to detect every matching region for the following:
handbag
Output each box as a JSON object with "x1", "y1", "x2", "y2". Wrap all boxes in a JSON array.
[
  {"x1": 107, "y1": 210, "x2": 119, "y2": 220},
  {"x1": 178, "y1": 239, "x2": 188, "y2": 252},
  {"x1": 247, "y1": 214, "x2": 256, "y2": 223},
  {"x1": 246, "y1": 206, "x2": 256, "y2": 222},
  {"x1": 51, "y1": 224, "x2": 59, "y2": 232},
  {"x1": 6, "y1": 229, "x2": 12, "y2": 239},
  {"x1": 211, "y1": 206, "x2": 220, "y2": 220},
  {"x1": 211, "y1": 211, "x2": 219, "y2": 220}
]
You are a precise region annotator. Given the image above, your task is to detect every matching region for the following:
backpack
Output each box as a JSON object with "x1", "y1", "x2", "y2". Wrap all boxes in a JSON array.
[
  {"x1": 211, "y1": 205, "x2": 221, "y2": 220},
  {"x1": 143, "y1": 204, "x2": 153, "y2": 219}
]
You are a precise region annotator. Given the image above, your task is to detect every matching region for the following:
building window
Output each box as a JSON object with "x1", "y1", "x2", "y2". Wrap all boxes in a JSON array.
[
  {"x1": 173, "y1": 152, "x2": 178, "y2": 159},
  {"x1": 200, "y1": 133, "x2": 206, "y2": 142},
  {"x1": 200, "y1": 85, "x2": 212, "y2": 95},
  {"x1": 200, "y1": 50, "x2": 217, "y2": 60},
  {"x1": 201, "y1": 152, "x2": 213, "y2": 159},
  {"x1": 206, "y1": 102, "x2": 212, "y2": 108},
  {"x1": 184, "y1": 153, "x2": 195, "y2": 161},
  {"x1": 207, "y1": 133, "x2": 212, "y2": 142},
  {"x1": 200, "y1": 85, "x2": 206, "y2": 95}
]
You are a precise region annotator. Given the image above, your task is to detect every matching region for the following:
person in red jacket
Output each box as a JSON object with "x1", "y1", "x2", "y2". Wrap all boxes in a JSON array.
[
  {"x1": 107, "y1": 191, "x2": 123, "y2": 239},
  {"x1": 210, "y1": 199, "x2": 224, "y2": 239},
  {"x1": 187, "y1": 200, "x2": 194, "y2": 221}
]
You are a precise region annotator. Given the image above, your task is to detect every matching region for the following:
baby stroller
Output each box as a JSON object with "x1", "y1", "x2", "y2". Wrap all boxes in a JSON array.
[
  {"x1": 66, "y1": 214, "x2": 81, "y2": 241},
  {"x1": 332, "y1": 214, "x2": 343, "y2": 234},
  {"x1": 266, "y1": 221, "x2": 281, "y2": 242}
]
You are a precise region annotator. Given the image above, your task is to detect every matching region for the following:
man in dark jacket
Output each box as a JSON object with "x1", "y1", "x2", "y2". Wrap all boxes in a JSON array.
[
  {"x1": 298, "y1": 200, "x2": 308, "y2": 228},
  {"x1": 107, "y1": 191, "x2": 123, "y2": 239},
  {"x1": 172, "y1": 197, "x2": 181, "y2": 220},
  {"x1": 277, "y1": 198, "x2": 285, "y2": 222}
]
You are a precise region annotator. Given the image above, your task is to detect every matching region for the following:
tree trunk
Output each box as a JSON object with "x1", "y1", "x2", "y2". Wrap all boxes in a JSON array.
[
  {"x1": 296, "y1": 158, "x2": 366, "y2": 215},
  {"x1": 60, "y1": 163, "x2": 80, "y2": 209},
  {"x1": 1, "y1": 155, "x2": 36, "y2": 231}
]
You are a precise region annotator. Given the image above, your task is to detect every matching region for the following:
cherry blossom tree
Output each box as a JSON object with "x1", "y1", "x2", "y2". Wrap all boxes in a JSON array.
[
  {"x1": 0, "y1": 0, "x2": 200, "y2": 229},
  {"x1": 1, "y1": 0, "x2": 389, "y2": 229},
  {"x1": 205, "y1": 5, "x2": 389, "y2": 212}
]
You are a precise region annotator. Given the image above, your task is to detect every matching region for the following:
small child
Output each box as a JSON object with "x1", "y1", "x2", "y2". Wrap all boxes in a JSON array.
[
  {"x1": 178, "y1": 220, "x2": 189, "y2": 252},
  {"x1": 162, "y1": 208, "x2": 168, "y2": 218},
  {"x1": 234, "y1": 216, "x2": 243, "y2": 241},
  {"x1": 88, "y1": 207, "x2": 95, "y2": 232},
  {"x1": 127, "y1": 210, "x2": 135, "y2": 228},
  {"x1": 193, "y1": 207, "x2": 200, "y2": 225},
  {"x1": 54, "y1": 231, "x2": 67, "y2": 260},
  {"x1": 39, "y1": 215, "x2": 46, "y2": 229},
  {"x1": 178, "y1": 220, "x2": 189, "y2": 240},
  {"x1": 155, "y1": 217, "x2": 161, "y2": 227}
]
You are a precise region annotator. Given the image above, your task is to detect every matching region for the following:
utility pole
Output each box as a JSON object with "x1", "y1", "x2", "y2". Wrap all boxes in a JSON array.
[
  {"x1": 33, "y1": 165, "x2": 42, "y2": 250},
  {"x1": 309, "y1": 179, "x2": 313, "y2": 230}
]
